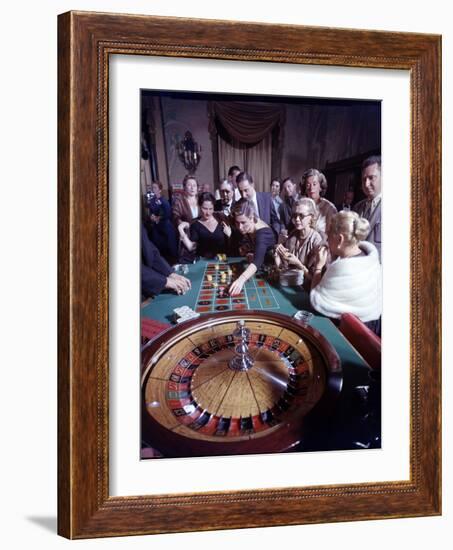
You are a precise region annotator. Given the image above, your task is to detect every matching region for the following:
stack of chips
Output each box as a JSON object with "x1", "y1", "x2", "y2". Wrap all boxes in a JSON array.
[{"x1": 173, "y1": 306, "x2": 200, "y2": 324}]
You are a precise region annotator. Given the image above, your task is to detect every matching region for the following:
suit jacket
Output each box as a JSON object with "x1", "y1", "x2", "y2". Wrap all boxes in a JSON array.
[
  {"x1": 141, "y1": 225, "x2": 173, "y2": 297},
  {"x1": 255, "y1": 192, "x2": 281, "y2": 236},
  {"x1": 353, "y1": 199, "x2": 381, "y2": 259},
  {"x1": 278, "y1": 195, "x2": 298, "y2": 232}
]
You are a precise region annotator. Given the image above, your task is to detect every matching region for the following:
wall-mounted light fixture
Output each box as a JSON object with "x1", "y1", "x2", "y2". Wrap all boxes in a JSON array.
[{"x1": 177, "y1": 130, "x2": 201, "y2": 172}]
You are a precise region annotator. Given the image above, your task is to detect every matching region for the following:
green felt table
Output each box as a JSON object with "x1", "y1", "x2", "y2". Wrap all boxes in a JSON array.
[
  {"x1": 141, "y1": 258, "x2": 313, "y2": 322},
  {"x1": 141, "y1": 258, "x2": 379, "y2": 452}
]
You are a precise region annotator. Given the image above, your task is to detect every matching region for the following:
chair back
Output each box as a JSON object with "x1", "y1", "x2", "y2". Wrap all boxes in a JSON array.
[{"x1": 339, "y1": 313, "x2": 381, "y2": 370}]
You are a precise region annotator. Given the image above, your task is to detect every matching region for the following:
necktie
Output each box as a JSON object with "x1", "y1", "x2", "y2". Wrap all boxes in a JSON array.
[{"x1": 363, "y1": 200, "x2": 373, "y2": 219}]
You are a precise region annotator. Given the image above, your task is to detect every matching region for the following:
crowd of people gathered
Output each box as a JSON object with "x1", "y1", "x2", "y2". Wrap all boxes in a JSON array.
[{"x1": 142, "y1": 156, "x2": 382, "y2": 334}]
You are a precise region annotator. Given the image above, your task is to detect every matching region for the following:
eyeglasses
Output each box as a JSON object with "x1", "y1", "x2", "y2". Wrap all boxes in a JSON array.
[{"x1": 292, "y1": 213, "x2": 312, "y2": 220}]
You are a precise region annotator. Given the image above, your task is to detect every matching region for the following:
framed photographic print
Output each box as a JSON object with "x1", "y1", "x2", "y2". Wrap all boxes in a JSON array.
[{"x1": 58, "y1": 11, "x2": 441, "y2": 538}]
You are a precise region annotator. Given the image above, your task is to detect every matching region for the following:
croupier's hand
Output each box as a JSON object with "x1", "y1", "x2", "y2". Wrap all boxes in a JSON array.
[{"x1": 228, "y1": 275, "x2": 246, "y2": 297}]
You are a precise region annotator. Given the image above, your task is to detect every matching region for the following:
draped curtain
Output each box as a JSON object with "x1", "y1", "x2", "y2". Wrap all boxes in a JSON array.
[
  {"x1": 218, "y1": 136, "x2": 247, "y2": 182},
  {"x1": 218, "y1": 135, "x2": 272, "y2": 193},
  {"x1": 211, "y1": 101, "x2": 284, "y2": 192}
]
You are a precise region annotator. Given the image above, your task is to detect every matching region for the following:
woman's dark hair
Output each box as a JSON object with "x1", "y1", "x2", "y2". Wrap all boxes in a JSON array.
[
  {"x1": 228, "y1": 165, "x2": 241, "y2": 177},
  {"x1": 198, "y1": 192, "x2": 216, "y2": 207},
  {"x1": 231, "y1": 198, "x2": 258, "y2": 221},
  {"x1": 281, "y1": 177, "x2": 294, "y2": 186}
]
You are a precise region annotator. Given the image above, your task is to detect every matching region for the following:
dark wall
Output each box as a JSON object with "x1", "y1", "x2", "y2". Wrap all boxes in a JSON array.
[
  {"x1": 281, "y1": 102, "x2": 381, "y2": 179},
  {"x1": 160, "y1": 97, "x2": 215, "y2": 192},
  {"x1": 145, "y1": 91, "x2": 380, "y2": 200}
]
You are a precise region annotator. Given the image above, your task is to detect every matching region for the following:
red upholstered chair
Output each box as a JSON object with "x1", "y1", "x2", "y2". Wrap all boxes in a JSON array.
[{"x1": 339, "y1": 313, "x2": 381, "y2": 371}]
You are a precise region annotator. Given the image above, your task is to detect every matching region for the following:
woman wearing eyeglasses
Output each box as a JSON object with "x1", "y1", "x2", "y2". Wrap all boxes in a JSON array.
[{"x1": 274, "y1": 198, "x2": 324, "y2": 287}]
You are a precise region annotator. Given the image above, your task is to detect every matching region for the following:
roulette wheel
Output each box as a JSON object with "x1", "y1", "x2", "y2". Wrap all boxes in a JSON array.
[{"x1": 141, "y1": 311, "x2": 342, "y2": 457}]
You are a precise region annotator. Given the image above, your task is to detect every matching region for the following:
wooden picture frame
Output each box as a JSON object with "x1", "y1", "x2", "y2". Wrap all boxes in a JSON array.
[{"x1": 58, "y1": 11, "x2": 441, "y2": 538}]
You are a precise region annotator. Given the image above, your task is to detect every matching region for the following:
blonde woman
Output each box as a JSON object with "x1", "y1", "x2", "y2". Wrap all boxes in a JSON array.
[{"x1": 310, "y1": 210, "x2": 381, "y2": 328}]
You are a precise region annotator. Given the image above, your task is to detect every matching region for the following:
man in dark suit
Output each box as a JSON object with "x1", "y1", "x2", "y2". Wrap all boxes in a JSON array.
[
  {"x1": 336, "y1": 189, "x2": 355, "y2": 212},
  {"x1": 142, "y1": 224, "x2": 191, "y2": 297},
  {"x1": 278, "y1": 177, "x2": 299, "y2": 232},
  {"x1": 353, "y1": 156, "x2": 382, "y2": 260},
  {"x1": 236, "y1": 172, "x2": 280, "y2": 236},
  {"x1": 214, "y1": 180, "x2": 235, "y2": 216}
]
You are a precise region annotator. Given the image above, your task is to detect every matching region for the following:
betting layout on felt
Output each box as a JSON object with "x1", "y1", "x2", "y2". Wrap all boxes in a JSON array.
[
  {"x1": 195, "y1": 262, "x2": 246, "y2": 313},
  {"x1": 195, "y1": 262, "x2": 279, "y2": 314}
]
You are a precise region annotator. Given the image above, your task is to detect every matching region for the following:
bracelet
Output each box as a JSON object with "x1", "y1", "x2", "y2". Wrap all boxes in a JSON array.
[{"x1": 314, "y1": 268, "x2": 323, "y2": 273}]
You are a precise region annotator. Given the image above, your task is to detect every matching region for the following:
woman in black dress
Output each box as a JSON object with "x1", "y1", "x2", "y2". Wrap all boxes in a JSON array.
[
  {"x1": 178, "y1": 192, "x2": 232, "y2": 259},
  {"x1": 228, "y1": 198, "x2": 276, "y2": 296}
]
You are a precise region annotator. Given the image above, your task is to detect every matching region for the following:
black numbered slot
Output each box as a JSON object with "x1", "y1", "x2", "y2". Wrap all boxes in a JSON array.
[
  {"x1": 215, "y1": 416, "x2": 231, "y2": 436},
  {"x1": 189, "y1": 411, "x2": 211, "y2": 431},
  {"x1": 277, "y1": 394, "x2": 292, "y2": 411},
  {"x1": 209, "y1": 339, "x2": 220, "y2": 349},
  {"x1": 260, "y1": 409, "x2": 278, "y2": 426},
  {"x1": 271, "y1": 339, "x2": 281, "y2": 350},
  {"x1": 186, "y1": 363, "x2": 198, "y2": 371},
  {"x1": 257, "y1": 334, "x2": 266, "y2": 347},
  {"x1": 240, "y1": 416, "x2": 254, "y2": 433}
]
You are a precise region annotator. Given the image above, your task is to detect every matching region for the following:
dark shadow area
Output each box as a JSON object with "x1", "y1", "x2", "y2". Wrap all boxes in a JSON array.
[{"x1": 26, "y1": 516, "x2": 57, "y2": 534}]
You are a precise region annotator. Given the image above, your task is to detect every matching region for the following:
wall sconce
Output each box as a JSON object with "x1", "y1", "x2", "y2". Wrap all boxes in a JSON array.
[{"x1": 177, "y1": 130, "x2": 201, "y2": 172}]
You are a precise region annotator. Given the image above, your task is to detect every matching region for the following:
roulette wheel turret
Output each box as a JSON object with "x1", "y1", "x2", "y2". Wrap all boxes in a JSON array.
[{"x1": 141, "y1": 311, "x2": 342, "y2": 457}]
